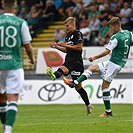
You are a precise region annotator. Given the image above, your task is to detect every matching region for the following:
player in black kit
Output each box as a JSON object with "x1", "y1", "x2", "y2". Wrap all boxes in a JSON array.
[{"x1": 46, "y1": 17, "x2": 93, "y2": 115}]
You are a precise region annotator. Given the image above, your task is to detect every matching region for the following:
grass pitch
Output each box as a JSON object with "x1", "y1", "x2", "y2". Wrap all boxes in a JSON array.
[{"x1": 1, "y1": 104, "x2": 133, "y2": 133}]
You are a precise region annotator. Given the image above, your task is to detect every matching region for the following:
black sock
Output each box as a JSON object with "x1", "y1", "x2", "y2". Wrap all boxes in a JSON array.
[
  {"x1": 77, "y1": 88, "x2": 90, "y2": 106},
  {"x1": 54, "y1": 68, "x2": 64, "y2": 78}
]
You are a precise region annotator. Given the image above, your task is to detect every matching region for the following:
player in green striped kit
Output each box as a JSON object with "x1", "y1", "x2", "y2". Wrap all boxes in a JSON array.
[
  {"x1": 63, "y1": 17, "x2": 133, "y2": 117},
  {"x1": 0, "y1": 0, "x2": 35, "y2": 133}
]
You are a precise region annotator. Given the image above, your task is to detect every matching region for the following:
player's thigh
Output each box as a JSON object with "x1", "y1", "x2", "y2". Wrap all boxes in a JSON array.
[
  {"x1": 61, "y1": 61, "x2": 83, "y2": 76},
  {"x1": 98, "y1": 61, "x2": 108, "y2": 74},
  {"x1": 60, "y1": 65, "x2": 69, "y2": 75},
  {"x1": 88, "y1": 64, "x2": 101, "y2": 73},
  {"x1": 70, "y1": 63, "x2": 84, "y2": 80},
  {"x1": 6, "y1": 69, "x2": 24, "y2": 94},
  {"x1": 0, "y1": 71, "x2": 6, "y2": 94}
]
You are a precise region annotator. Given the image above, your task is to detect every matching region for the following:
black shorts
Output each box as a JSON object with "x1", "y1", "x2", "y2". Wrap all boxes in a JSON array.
[{"x1": 62, "y1": 61, "x2": 84, "y2": 80}]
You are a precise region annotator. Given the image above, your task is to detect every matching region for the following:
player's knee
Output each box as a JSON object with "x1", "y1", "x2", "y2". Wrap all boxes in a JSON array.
[
  {"x1": 102, "y1": 81, "x2": 110, "y2": 90},
  {"x1": 0, "y1": 93, "x2": 7, "y2": 103}
]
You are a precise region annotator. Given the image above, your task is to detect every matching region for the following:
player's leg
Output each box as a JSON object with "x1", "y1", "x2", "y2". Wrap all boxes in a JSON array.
[
  {"x1": 5, "y1": 94, "x2": 19, "y2": 133},
  {"x1": 46, "y1": 65, "x2": 69, "y2": 80},
  {"x1": 75, "y1": 83, "x2": 93, "y2": 115},
  {"x1": 4, "y1": 69, "x2": 24, "y2": 133},
  {"x1": 63, "y1": 64, "x2": 100, "y2": 87},
  {"x1": 0, "y1": 93, "x2": 7, "y2": 133},
  {"x1": 99, "y1": 61, "x2": 121, "y2": 117},
  {"x1": 0, "y1": 71, "x2": 7, "y2": 133},
  {"x1": 99, "y1": 80, "x2": 113, "y2": 117},
  {"x1": 70, "y1": 63, "x2": 93, "y2": 115},
  {"x1": 76, "y1": 64, "x2": 100, "y2": 83}
]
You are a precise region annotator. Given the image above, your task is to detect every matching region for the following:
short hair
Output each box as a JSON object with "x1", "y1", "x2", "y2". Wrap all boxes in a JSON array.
[
  {"x1": 3, "y1": 0, "x2": 16, "y2": 7},
  {"x1": 64, "y1": 17, "x2": 76, "y2": 25},
  {"x1": 109, "y1": 17, "x2": 121, "y2": 27}
]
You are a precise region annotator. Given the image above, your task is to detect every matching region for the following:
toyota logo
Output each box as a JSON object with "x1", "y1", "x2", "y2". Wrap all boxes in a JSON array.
[{"x1": 38, "y1": 83, "x2": 66, "y2": 102}]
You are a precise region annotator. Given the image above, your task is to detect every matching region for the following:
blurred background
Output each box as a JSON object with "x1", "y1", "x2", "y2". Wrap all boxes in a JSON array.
[{"x1": 0, "y1": 0, "x2": 132, "y2": 104}]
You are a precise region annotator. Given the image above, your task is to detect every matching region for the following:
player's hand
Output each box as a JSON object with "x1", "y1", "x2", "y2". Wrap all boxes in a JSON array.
[
  {"x1": 57, "y1": 42, "x2": 66, "y2": 47},
  {"x1": 29, "y1": 57, "x2": 36, "y2": 64},
  {"x1": 88, "y1": 56, "x2": 94, "y2": 62},
  {"x1": 50, "y1": 41, "x2": 57, "y2": 48}
]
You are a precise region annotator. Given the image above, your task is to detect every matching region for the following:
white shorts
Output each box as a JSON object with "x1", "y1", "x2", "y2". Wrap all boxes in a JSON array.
[
  {"x1": 98, "y1": 61, "x2": 122, "y2": 82},
  {"x1": 0, "y1": 69, "x2": 24, "y2": 94}
]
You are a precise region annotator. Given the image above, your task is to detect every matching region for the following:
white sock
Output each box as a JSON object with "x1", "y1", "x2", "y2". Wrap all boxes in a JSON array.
[
  {"x1": 4, "y1": 125, "x2": 12, "y2": 133},
  {"x1": 74, "y1": 80, "x2": 78, "y2": 85}
]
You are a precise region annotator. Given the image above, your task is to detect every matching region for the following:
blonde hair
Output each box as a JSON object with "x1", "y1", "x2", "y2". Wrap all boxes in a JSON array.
[
  {"x1": 109, "y1": 17, "x2": 121, "y2": 27},
  {"x1": 64, "y1": 17, "x2": 76, "y2": 25}
]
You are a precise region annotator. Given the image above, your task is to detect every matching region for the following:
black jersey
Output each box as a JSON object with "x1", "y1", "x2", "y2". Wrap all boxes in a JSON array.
[{"x1": 65, "y1": 29, "x2": 83, "y2": 62}]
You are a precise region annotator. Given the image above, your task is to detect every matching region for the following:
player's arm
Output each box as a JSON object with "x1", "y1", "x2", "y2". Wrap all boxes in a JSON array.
[
  {"x1": 57, "y1": 30, "x2": 83, "y2": 51},
  {"x1": 50, "y1": 41, "x2": 67, "y2": 53},
  {"x1": 57, "y1": 42, "x2": 82, "y2": 51},
  {"x1": 23, "y1": 44, "x2": 35, "y2": 64},
  {"x1": 89, "y1": 37, "x2": 118, "y2": 62},
  {"x1": 89, "y1": 49, "x2": 111, "y2": 62},
  {"x1": 131, "y1": 32, "x2": 133, "y2": 42},
  {"x1": 21, "y1": 21, "x2": 35, "y2": 64}
]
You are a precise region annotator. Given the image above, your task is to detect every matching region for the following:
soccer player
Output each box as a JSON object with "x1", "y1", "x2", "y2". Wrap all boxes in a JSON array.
[
  {"x1": 46, "y1": 17, "x2": 93, "y2": 115},
  {"x1": 0, "y1": 0, "x2": 35, "y2": 133},
  {"x1": 63, "y1": 17, "x2": 133, "y2": 117}
]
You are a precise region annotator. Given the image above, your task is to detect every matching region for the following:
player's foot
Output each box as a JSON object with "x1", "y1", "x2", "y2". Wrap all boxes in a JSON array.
[
  {"x1": 99, "y1": 111, "x2": 113, "y2": 117},
  {"x1": 46, "y1": 67, "x2": 56, "y2": 80},
  {"x1": 63, "y1": 77, "x2": 72, "y2": 85},
  {"x1": 63, "y1": 77, "x2": 76, "y2": 88},
  {"x1": 86, "y1": 104, "x2": 93, "y2": 115}
]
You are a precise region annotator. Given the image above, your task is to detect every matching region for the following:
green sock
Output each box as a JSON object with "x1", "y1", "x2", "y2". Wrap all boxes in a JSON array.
[
  {"x1": 77, "y1": 75, "x2": 87, "y2": 83},
  {"x1": 0, "y1": 103, "x2": 7, "y2": 124},
  {"x1": 6, "y1": 102, "x2": 18, "y2": 127},
  {"x1": 76, "y1": 69, "x2": 92, "y2": 83},
  {"x1": 102, "y1": 89, "x2": 111, "y2": 112}
]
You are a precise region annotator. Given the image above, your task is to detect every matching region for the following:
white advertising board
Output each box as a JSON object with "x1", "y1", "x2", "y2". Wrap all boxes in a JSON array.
[
  {"x1": 36, "y1": 46, "x2": 133, "y2": 74},
  {"x1": 18, "y1": 79, "x2": 133, "y2": 104}
]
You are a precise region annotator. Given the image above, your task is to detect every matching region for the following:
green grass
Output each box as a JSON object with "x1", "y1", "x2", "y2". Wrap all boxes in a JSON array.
[{"x1": 1, "y1": 104, "x2": 133, "y2": 133}]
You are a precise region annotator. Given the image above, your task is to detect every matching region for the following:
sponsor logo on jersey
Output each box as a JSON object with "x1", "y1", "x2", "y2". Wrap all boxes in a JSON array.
[{"x1": 0, "y1": 54, "x2": 12, "y2": 60}]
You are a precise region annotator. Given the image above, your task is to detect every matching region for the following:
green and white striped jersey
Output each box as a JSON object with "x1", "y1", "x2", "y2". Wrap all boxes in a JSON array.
[
  {"x1": 0, "y1": 13, "x2": 31, "y2": 70},
  {"x1": 106, "y1": 30, "x2": 133, "y2": 67}
]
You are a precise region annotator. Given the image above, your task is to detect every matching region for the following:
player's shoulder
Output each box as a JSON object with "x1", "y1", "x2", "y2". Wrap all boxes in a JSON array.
[
  {"x1": 74, "y1": 29, "x2": 82, "y2": 34},
  {"x1": 14, "y1": 15, "x2": 28, "y2": 27},
  {"x1": 123, "y1": 30, "x2": 132, "y2": 36},
  {"x1": 73, "y1": 29, "x2": 83, "y2": 36},
  {"x1": 110, "y1": 33, "x2": 118, "y2": 41}
]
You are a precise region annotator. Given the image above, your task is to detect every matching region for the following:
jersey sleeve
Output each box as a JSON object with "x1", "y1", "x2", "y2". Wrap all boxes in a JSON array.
[
  {"x1": 74, "y1": 30, "x2": 83, "y2": 44},
  {"x1": 105, "y1": 37, "x2": 118, "y2": 51},
  {"x1": 131, "y1": 32, "x2": 133, "y2": 42},
  {"x1": 21, "y1": 21, "x2": 32, "y2": 45}
]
